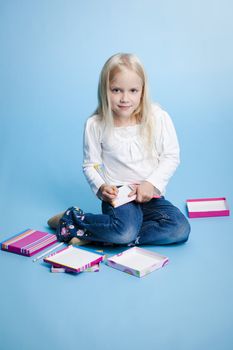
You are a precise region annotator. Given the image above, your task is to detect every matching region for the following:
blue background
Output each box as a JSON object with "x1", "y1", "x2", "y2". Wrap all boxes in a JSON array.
[{"x1": 0, "y1": 1, "x2": 232, "y2": 349}]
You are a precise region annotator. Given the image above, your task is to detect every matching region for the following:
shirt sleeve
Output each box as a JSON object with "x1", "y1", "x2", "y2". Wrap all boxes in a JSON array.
[
  {"x1": 82, "y1": 117, "x2": 105, "y2": 195},
  {"x1": 146, "y1": 110, "x2": 180, "y2": 194}
]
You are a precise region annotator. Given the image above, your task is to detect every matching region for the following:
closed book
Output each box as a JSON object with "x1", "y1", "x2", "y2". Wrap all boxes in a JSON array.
[{"x1": 1, "y1": 229, "x2": 58, "y2": 256}]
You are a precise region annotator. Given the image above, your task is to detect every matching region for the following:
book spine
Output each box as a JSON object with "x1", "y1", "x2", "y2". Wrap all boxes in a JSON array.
[{"x1": 2, "y1": 245, "x2": 29, "y2": 256}]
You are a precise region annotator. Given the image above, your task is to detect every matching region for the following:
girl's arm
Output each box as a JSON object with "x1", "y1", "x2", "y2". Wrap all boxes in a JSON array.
[
  {"x1": 82, "y1": 117, "x2": 105, "y2": 195},
  {"x1": 128, "y1": 108, "x2": 179, "y2": 203},
  {"x1": 83, "y1": 116, "x2": 118, "y2": 203},
  {"x1": 146, "y1": 110, "x2": 180, "y2": 195},
  {"x1": 129, "y1": 110, "x2": 179, "y2": 202}
]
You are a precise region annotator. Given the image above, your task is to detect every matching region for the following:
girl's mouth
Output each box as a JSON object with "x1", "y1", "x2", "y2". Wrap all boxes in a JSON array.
[{"x1": 118, "y1": 105, "x2": 131, "y2": 109}]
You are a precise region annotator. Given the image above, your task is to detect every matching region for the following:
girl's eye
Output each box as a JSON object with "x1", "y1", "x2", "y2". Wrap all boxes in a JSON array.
[
  {"x1": 111, "y1": 88, "x2": 121, "y2": 93},
  {"x1": 131, "y1": 89, "x2": 138, "y2": 93}
]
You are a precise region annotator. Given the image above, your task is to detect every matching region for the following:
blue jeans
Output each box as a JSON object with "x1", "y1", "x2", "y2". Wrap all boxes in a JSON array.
[{"x1": 76, "y1": 197, "x2": 190, "y2": 245}]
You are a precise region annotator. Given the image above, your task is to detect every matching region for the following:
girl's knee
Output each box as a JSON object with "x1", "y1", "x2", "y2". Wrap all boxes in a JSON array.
[
  {"x1": 110, "y1": 208, "x2": 142, "y2": 245},
  {"x1": 172, "y1": 215, "x2": 191, "y2": 244},
  {"x1": 112, "y1": 226, "x2": 138, "y2": 245}
]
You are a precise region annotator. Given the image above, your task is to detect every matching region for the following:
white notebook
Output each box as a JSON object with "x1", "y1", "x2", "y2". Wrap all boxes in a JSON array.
[
  {"x1": 112, "y1": 185, "x2": 136, "y2": 207},
  {"x1": 94, "y1": 163, "x2": 160, "y2": 208},
  {"x1": 44, "y1": 246, "x2": 104, "y2": 273}
]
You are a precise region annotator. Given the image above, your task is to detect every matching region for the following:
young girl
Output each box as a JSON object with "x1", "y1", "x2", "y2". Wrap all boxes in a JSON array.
[{"x1": 48, "y1": 53, "x2": 190, "y2": 246}]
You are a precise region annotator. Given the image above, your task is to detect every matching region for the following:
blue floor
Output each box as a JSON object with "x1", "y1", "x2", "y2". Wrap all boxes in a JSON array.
[
  {"x1": 0, "y1": 192, "x2": 232, "y2": 350},
  {"x1": 1, "y1": 1, "x2": 233, "y2": 349}
]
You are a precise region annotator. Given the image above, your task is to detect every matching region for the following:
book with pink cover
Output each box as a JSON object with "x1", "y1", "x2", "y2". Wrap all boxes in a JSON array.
[
  {"x1": 1, "y1": 229, "x2": 58, "y2": 256},
  {"x1": 186, "y1": 197, "x2": 230, "y2": 218}
]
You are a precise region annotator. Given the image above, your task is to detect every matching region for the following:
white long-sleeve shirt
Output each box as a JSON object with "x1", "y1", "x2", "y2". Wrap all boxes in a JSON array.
[{"x1": 82, "y1": 104, "x2": 180, "y2": 196}]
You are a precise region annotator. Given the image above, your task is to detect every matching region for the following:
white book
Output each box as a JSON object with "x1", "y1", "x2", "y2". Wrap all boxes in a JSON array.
[
  {"x1": 111, "y1": 185, "x2": 136, "y2": 208},
  {"x1": 44, "y1": 246, "x2": 104, "y2": 273},
  {"x1": 106, "y1": 247, "x2": 169, "y2": 277},
  {"x1": 94, "y1": 163, "x2": 160, "y2": 208}
]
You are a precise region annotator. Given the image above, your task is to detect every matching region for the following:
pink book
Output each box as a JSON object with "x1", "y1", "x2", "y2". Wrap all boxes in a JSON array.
[
  {"x1": 186, "y1": 197, "x2": 230, "y2": 218},
  {"x1": 1, "y1": 229, "x2": 58, "y2": 256}
]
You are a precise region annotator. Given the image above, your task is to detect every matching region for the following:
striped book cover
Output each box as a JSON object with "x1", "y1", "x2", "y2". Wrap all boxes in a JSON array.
[{"x1": 1, "y1": 229, "x2": 58, "y2": 256}]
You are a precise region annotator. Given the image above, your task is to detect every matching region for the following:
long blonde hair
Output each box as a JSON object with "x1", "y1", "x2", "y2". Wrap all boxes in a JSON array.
[{"x1": 96, "y1": 53, "x2": 155, "y2": 150}]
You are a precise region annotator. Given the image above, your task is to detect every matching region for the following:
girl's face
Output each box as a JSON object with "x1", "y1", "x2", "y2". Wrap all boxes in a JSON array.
[{"x1": 109, "y1": 68, "x2": 143, "y2": 123}]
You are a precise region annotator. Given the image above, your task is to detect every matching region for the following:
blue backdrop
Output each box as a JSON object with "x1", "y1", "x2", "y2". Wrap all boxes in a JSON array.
[{"x1": 0, "y1": 1, "x2": 232, "y2": 350}]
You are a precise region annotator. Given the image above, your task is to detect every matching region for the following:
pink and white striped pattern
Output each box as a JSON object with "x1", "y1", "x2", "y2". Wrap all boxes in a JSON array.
[{"x1": 1, "y1": 229, "x2": 58, "y2": 256}]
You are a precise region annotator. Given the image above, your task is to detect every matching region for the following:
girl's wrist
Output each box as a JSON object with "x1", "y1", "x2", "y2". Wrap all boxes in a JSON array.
[{"x1": 97, "y1": 184, "x2": 107, "y2": 199}]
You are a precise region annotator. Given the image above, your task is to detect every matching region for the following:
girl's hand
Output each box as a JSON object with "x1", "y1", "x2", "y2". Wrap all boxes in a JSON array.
[
  {"x1": 129, "y1": 181, "x2": 155, "y2": 203},
  {"x1": 99, "y1": 184, "x2": 119, "y2": 203}
]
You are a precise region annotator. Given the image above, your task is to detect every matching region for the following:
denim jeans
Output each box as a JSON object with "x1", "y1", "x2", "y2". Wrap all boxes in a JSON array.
[{"x1": 76, "y1": 197, "x2": 190, "y2": 245}]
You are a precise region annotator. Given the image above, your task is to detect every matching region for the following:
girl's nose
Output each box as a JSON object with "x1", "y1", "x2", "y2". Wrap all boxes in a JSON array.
[{"x1": 120, "y1": 92, "x2": 129, "y2": 103}]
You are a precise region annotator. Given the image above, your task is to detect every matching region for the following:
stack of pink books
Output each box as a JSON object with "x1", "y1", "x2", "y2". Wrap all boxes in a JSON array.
[{"x1": 1, "y1": 229, "x2": 58, "y2": 256}]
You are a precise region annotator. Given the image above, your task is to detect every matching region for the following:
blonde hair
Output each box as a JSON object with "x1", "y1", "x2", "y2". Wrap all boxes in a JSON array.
[{"x1": 96, "y1": 53, "x2": 155, "y2": 151}]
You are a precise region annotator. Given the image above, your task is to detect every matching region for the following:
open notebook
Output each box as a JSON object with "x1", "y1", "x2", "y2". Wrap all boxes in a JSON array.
[
  {"x1": 106, "y1": 247, "x2": 169, "y2": 278},
  {"x1": 44, "y1": 246, "x2": 104, "y2": 273},
  {"x1": 94, "y1": 163, "x2": 160, "y2": 207}
]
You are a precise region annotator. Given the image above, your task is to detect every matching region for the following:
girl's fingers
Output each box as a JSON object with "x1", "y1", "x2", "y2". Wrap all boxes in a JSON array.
[
  {"x1": 135, "y1": 182, "x2": 154, "y2": 203},
  {"x1": 128, "y1": 184, "x2": 138, "y2": 197},
  {"x1": 136, "y1": 196, "x2": 151, "y2": 203},
  {"x1": 110, "y1": 186, "x2": 118, "y2": 195},
  {"x1": 128, "y1": 188, "x2": 137, "y2": 197},
  {"x1": 103, "y1": 186, "x2": 118, "y2": 199},
  {"x1": 136, "y1": 192, "x2": 152, "y2": 203}
]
